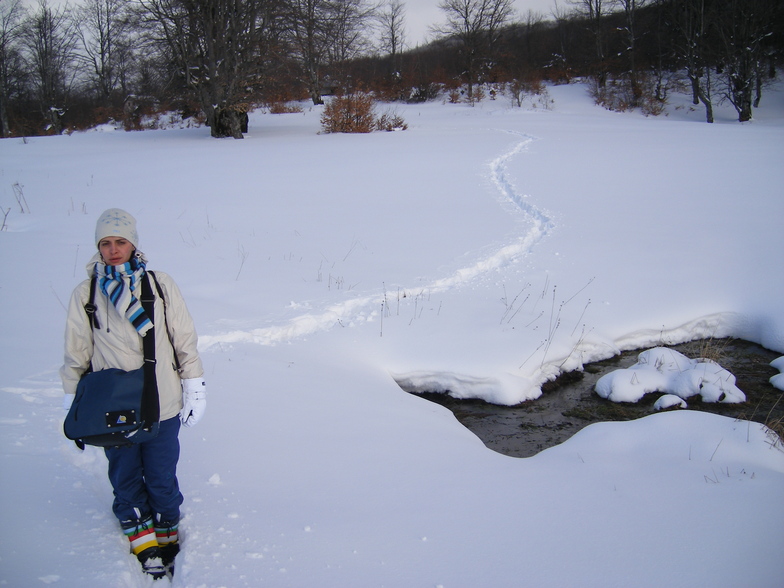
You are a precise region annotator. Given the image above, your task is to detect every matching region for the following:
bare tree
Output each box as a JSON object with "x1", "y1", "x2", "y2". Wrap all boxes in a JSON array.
[
  {"x1": 76, "y1": 0, "x2": 134, "y2": 105},
  {"x1": 377, "y1": 0, "x2": 405, "y2": 89},
  {"x1": 1, "y1": 0, "x2": 26, "y2": 136},
  {"x1": 283, "y1": 0, "x2": 332, "y2": 104},
  {"x1": 434, "y1": 0, "x2": 514, "y2": 100},
  {"x1": 549, "y1": 1, "x2": 575, "y2": 77},
  {"x1": 377, "y1": 0, "x2": 405, "y2": 62},
  {"x1": 570, "y1": 0, "x2": 608, "y2": 87},
  {"x1": 614, "y1": 0, "x2": 647, "y2": 106},
  {"x1": 327, "y1": 0, "x2": 374, "y2": 66},
  {"x1": 140, "y1": 0, "x2": 275, "y2": 138},
  {"x1": 284, "y1": 0, "x2": 374, "y2": 105},
  {"x1": 21, "y1": 0, "x2": 79, "y2": 134}
]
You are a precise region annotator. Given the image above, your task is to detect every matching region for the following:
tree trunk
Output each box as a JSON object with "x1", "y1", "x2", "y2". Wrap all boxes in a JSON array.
[
  {"x1": 596, "y1": 69, "x2": 606, "y2": 89},
  {"x1": 697, "y1": 87, "x2": 713, "y2": 124},
  {"x1": 47, "y1": 106, "x2": 64, "y2": 135},
  {"x1": 212, "y1": 106, "x2": 247, "y2": 139},
  {"x1": 687, "y1": 71, "x2": 713, "y2": 123},
  {"x1": 307, "y1": 67, "x2": 323, "y2": 105},
  {"x1": 309, "y1": 87, "x2": 323, "y2": 106},
  {"x1": 737, "y1": 96, "x2": 752, "y2": 122},
  {"x1": 753, "y1": 72, "x2": 762, "y2": 108},
  {"x1": 731, "y1": 74, "x2": 753, "y2": 122},
  {"x1": 0, "y1": 96, "x2": 10, "y2": 138},
  {"x1": 690, "y1": 76, "x2": 700, "y2": 105},
  {"x1": 693, "y1": 69, "x2": 713, "y2": 123}
]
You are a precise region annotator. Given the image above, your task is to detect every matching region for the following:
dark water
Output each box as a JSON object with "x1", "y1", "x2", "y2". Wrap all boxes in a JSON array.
[{"x1": 410, "y1": 339, "x2": 782, "y2": 458}]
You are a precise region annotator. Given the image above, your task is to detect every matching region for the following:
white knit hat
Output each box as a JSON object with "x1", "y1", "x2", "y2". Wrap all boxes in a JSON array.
[{"x1": 95, "y1": 208, "x2": 139, "y2": 249}]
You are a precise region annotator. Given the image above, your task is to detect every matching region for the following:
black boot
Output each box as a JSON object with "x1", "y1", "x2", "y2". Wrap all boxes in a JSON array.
[
  {"x1": 159, "y1": 541, "x2": 179, "y2": 577},
  {"x1": 137, "y1": 546, "x2": 166, "y2": 580}
]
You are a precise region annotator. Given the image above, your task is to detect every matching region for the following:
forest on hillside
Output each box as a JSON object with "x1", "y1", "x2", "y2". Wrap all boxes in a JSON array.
[{"x1": 1, "y1": 0, "x2": 782, "y2": 138}]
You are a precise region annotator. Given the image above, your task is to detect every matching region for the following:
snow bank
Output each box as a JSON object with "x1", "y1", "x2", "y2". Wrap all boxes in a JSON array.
[{"x1": 393, "y1": 370, "x2": 533, "y2": 405}]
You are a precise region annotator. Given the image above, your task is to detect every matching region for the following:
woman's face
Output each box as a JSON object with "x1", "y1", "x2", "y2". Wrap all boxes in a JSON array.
[{"x1": 99, "y1": 236, "x2": 134, "y2": 266}]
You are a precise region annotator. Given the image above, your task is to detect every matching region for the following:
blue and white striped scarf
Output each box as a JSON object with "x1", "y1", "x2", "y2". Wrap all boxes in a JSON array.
[{"x1": 95, "y1": 254, "x2": 153, "y2": 336}]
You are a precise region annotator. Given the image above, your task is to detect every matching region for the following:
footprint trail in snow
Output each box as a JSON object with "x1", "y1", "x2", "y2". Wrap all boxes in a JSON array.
[{"x1": 199, "y1": 130, "x2": 552, "y2": 350}]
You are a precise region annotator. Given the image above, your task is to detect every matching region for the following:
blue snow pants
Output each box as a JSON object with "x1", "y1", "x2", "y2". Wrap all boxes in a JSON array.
[{"x1": 105, "y1": 416, "x2": 183, "y2": 526}]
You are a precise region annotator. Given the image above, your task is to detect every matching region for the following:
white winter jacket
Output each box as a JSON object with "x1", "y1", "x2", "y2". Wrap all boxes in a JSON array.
[{"x1": 60, "y1": 254, "x2": 204, "y2": 421}]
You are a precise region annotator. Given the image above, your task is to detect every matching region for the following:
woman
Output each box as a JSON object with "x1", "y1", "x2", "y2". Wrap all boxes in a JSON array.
[{"x1": 61, "y1": 208, "x2": 206, "y2": 580}]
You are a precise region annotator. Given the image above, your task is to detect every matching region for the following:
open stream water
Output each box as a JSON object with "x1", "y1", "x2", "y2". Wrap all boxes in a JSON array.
[{"x1": 410, "y1": 339, "x2": 782, "y2": 458}]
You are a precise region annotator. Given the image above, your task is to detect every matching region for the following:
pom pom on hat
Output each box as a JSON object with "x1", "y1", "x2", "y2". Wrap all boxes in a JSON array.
[{"x1": 95, "y1": 208, "x2": 139, "y2": 249}]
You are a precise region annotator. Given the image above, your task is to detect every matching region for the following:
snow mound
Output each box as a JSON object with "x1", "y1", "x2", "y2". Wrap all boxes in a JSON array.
[
  {"x1": 653, "y1": 394, "x2": 688, "y2": 411},
  {"x1": 595, "y1": 347, "x2": 746, "y2": 404},
  {"x1": 771, "y1": 356, "x2": 784, "y2": 391}
]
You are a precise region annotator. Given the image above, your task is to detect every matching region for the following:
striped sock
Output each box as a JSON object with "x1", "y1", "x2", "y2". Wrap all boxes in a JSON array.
[{"x1": 124, "y1": 517, "x2": 158, "y2": 555}]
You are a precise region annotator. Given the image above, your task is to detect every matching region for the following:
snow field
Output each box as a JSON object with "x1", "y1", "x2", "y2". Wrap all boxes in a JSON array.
[{"x1": 1, "y1": 81, "x2": 783, "y2": 587}]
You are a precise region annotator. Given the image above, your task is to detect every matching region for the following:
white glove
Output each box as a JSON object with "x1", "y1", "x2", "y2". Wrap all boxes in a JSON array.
[
  {"x1": 180, "y1": 378, "x2": 206, "y2": 427},
  {"x1": 63, "y1": 394, "x2": 74, "y2": 411}
]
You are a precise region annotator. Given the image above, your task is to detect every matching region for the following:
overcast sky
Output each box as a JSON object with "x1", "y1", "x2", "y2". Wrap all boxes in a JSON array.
[{"x1": 403, "y1": 0, "x2": 563, "y2": 47}]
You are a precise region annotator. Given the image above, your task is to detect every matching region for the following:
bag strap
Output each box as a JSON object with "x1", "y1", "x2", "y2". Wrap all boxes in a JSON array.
[
  {"x1": 139, "y1": 273, "x2": 160, "y2": 428},
  {"x1": 147, "y1": 271, "x2": 181, "y2": 372},
  {"x1": 85, "y1": 276, "x2": 100, "y2": 329}
]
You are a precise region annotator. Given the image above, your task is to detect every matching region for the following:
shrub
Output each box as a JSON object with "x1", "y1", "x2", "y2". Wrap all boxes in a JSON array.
[
  {"x1": 508, "y1": 78, "x2": 541, "y2": 106},
  {"x1": 638, "y1": 73, "x2": 669, "y2": 117},
  {"x1": 407, "y1": 83, "x2": 441, "y2": 103},
  {"x1": 321, "y1": 92, "x2": 376, "y2": 133},
  {"x1": 268, "y1": 101, "x2": 304, "y2": 114},
  {"x1": 593, "y1": 76, "x2": 638, "y2": 112},
  {"x1": 320, "y1": 93, "x2": 407, "y2": 134},
  {"x1": 591, "y1": 73, "x2": 668, "y2": 116},
  {"x1": 375, "y1": 109, "x2": 408, "y2": 131}
]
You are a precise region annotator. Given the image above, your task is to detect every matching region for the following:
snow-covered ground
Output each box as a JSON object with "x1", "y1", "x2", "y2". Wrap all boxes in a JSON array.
[{"x1": 1, "y1": 81, "x2": 783, "y2": 587}]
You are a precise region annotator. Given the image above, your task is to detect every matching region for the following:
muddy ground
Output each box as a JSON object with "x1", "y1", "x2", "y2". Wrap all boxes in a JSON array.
[{"x1": 412, "y1": 339, "x2": 783, "y2": 458}]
